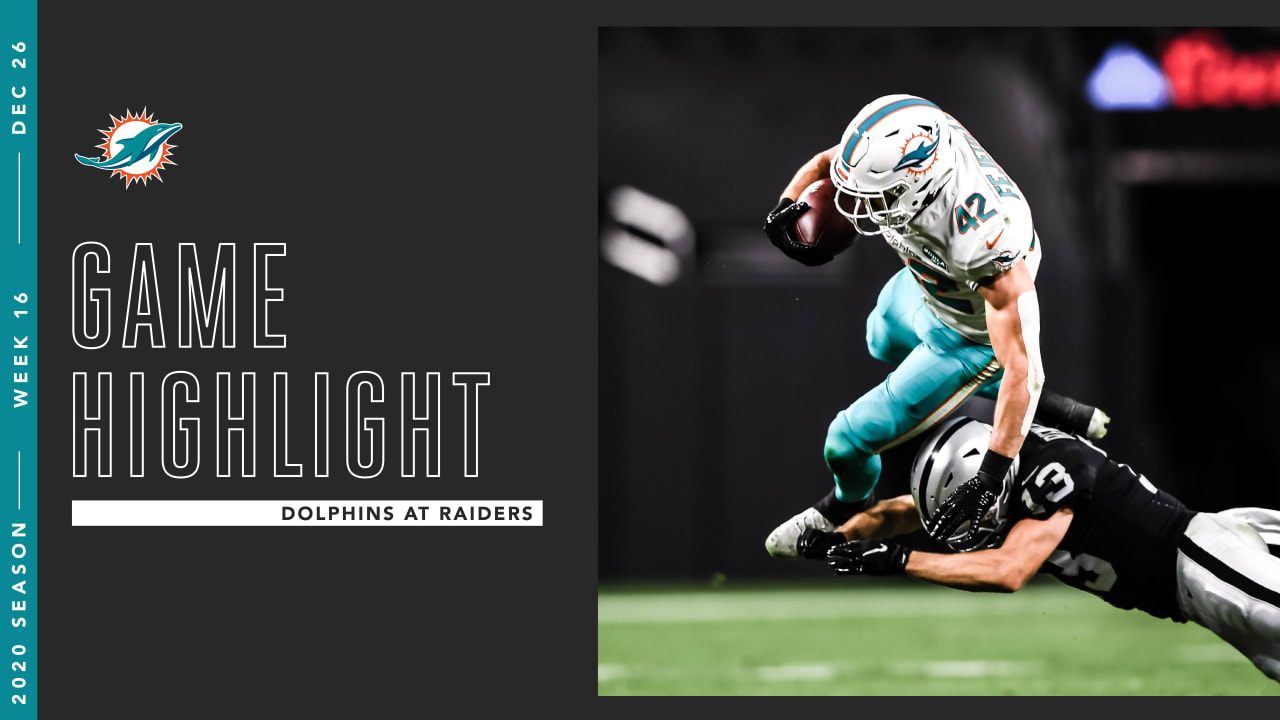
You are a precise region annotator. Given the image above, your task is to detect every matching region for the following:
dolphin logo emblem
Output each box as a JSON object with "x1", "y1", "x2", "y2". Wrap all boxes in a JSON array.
[
  {"x1": 893, "y1": 124, "x2": 941, "y2": 172},
  {"x1": 75, "y1": 122, "x2": 182, "y2": 170}
]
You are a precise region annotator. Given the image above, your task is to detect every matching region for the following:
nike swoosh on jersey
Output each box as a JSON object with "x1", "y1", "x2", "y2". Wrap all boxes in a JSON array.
[{"x1": 986, "y1": 228, "x2": 1005, "y2": 249}]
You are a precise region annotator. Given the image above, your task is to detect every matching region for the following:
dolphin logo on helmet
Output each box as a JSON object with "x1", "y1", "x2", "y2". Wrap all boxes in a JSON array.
[{"x1": 893, "y1": 124, "x2": 942, "y2": 172}]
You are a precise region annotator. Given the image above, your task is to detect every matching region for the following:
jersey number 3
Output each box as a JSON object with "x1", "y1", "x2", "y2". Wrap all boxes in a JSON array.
[
  {"x1": 1045, "y1": 550, "x2": 1118, "y2": 593},
  {"x1": 955, "y1": 193, "x2": 996, "y2": 234}
]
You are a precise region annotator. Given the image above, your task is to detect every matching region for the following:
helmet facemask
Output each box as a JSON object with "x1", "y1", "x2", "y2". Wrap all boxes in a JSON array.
[
  {"x1": 832, "y1": 179, "x2": 914, "y2": 236},
  {"x1": 830, "y1": 99, "x2": 955, "y2": 236}
]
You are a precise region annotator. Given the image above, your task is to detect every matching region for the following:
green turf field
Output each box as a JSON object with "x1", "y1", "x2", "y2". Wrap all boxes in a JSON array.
[{"x1": 598, "y1": 578, "x2": 1280, "y2": 695}]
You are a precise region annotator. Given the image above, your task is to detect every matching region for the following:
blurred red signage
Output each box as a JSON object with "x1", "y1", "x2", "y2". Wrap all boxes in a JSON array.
[{"x1": 1162, "y1": 31, "x2": 1280, "y2": 108}]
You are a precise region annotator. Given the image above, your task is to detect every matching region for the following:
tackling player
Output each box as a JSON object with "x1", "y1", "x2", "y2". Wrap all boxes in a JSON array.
[
  {"x1": 798, "y1": 417, "x2": 1280, "y2": 682},
  {"x1": 763, "y1": 94, "x2": 1108, "y2": 557}
]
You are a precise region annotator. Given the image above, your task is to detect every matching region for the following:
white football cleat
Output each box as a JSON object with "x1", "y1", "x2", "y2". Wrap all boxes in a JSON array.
[
  {"x1": 765, "y1": 507, "x2": 836, "y2": 558},
  {"x1": 1087, "y1": 408, "x2": 1110, "y2": 440}
]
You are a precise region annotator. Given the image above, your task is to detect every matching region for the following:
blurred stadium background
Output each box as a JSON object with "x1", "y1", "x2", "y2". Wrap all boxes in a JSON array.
[{"x1": 598, "y1": 27, "x2": 1280, "y2": 695}]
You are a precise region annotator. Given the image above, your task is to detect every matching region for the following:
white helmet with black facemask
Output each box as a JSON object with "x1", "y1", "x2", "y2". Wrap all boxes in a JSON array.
[{"x1": 910, "y1": 416, "x2": 1019, "y2": 552}]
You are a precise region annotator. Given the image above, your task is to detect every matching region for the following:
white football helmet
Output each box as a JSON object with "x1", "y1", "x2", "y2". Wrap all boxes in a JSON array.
[
  {"x1": 830, "y1": 94, "x2": 958, "y2": 235},
  {"x1": 910, "y1": 416, "x2": 1018, "y2": 552}
]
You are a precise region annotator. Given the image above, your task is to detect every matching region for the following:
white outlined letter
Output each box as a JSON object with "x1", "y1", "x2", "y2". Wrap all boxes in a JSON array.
[
  {"x1": 217, "y1": 371, "x2": 257, "y2": 478},
  {"x1": 72, "y1": 242, "x2": 111, "y2": 349},
  {"x1": 178, "y1": 243, "x2": 236, "y2": 348},
  {"x1": 122, "y1": 243, "x2": 166, "y2": 348},
  {"x1": 273, "y1": 372, "x2": 303, "y2": 478},
  {"x1": 314, "y1": 372, "x2": 330, "y2": 478},
  {"x1": 346, "y1": 371, "x2": 385, "y2": 479},
  {"x1": 72, "y1": 372, "x2": 112, "y2": 477},
  {"x1": 452, "y1": 372, "x2": 490, "y2": 478},
  {"x1": 401, "y1": 372, "x2": 440, "y2": 478},
  {"x1": 254, "y1": 243, "x2": 287, "y2": 348},
  {"x1": 129, "y1": 372, "x2": 145, "y2": 477},
  {"x1": 161, "y1": 371, "x2": 201, "y2": 478}
]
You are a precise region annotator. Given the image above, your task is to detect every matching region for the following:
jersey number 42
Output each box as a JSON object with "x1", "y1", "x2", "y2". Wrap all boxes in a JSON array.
[{"x1": 955, "y1": 192, "x2": 996, "y2": 234}]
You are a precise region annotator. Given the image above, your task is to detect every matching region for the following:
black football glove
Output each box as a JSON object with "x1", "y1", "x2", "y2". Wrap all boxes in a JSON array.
[
  {"x1": 926, "y1": 450, "x2": 1012, "y2": 545},
  {"x1": 797, "y1": 528, "x2": 846, "y2": 561},
  {"x1": 926, "y1": 476, "x2": 999, "y2": 545},
  {"x1": 826, "y1": 539, "x2": 911, "y2": 576},
  {"x1": 763, "y1": 198, "x2": 833, "y2": 267}
]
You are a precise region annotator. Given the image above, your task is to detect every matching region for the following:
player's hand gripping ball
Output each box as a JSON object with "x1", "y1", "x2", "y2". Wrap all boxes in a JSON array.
[{"x1": 763, "y1": 179, "x2": 857, "y2": 267}]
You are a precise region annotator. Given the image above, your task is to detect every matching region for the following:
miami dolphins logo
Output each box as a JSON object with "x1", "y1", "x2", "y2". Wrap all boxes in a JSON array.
[
  {"x1": 74, "y1": 109, "x2": 181, "y2": 188},
  {"x1": 893, "y1": 123, "x2": 941, "y2": 176}
]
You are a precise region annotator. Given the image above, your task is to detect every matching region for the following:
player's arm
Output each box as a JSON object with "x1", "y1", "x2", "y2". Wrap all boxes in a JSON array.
[
  {"x1": 927, "y1": 260, "x2": 1043, "y2": 544},
  {"x1": 977, "y1": 260, "x2": 1042, "y2": 459},
  {"x1": 763, "y1": 144, "x2": 841, "y2": 267},
  {"x1": 836, "y1": 494, "x2": 922, "y2": 541},
  {"x1": 905, "y1": 510, "x2": 1072, "y2": 592},
  {"x1": 778, "y1": 144, "x2": 839, "y2": 202},
  {"x1": 824, "y1": 509, "x2": 1072, "y2": 590},
  {"x1": 798, "y1": 495, "x2": 922, "y2": 560}
]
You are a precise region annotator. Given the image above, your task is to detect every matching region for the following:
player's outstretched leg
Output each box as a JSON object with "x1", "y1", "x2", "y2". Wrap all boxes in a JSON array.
[
  {"x1": 763, "y1": 487, "x2": 876, "y2": 559},
  {"x1": 1174, "y1": 509, "x2": 1280, "y2": 682},
  {"x1": 973, "y1": 381, "x2": 1109, "y2": 439},
  {"x1": 1036, "y1": 388, "x2": 1111, "y2": 440},
  {"x1": 766, "y1": 331, "x2": 998, "y2": 558},
  {"x1": 765, "y1": 269, "x2": 926, "y2": 559}
]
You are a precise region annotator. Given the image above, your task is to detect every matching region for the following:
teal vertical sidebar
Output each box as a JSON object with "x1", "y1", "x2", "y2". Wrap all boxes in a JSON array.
[{"x1": 2, "y1": 2, "x2": 36, "y2": 718}]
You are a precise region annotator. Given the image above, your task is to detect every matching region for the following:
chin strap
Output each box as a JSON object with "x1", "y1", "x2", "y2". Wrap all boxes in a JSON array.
[{"x1": 1017, "y1": 290, "x2": 1044, "y2": 436}]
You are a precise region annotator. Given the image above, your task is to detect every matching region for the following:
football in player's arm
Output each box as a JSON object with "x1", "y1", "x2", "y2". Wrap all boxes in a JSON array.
[{"x1": 797, "y1": 418, "x2": 1280, "y2": 683}]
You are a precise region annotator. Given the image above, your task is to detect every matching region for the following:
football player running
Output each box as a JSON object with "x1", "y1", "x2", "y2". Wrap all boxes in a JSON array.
[
  {"x1": 763, "y1": 94, "x2": 1108, "y2": 558},
  {"x1": 797, "y1": 417, "x2": 1280, "y2": 683}
]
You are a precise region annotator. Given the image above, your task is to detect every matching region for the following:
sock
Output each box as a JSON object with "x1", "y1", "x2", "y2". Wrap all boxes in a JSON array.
[
  {"x1": 815, "y1": 487, "x2": 875, "y2": 526},
  {"x1": 1034, "y1": 388, "x2": 1096, "y2": 437}
]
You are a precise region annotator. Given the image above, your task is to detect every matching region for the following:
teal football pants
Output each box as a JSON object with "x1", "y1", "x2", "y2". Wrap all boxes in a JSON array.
[{"x1": 825, "y1": 267, "x2": 1004, "y2": 503}]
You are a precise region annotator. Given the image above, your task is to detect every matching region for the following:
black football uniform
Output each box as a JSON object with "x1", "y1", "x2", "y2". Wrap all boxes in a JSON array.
[{"x1": 1013, "y1": 424, "x2": 1196, "y2": 621}]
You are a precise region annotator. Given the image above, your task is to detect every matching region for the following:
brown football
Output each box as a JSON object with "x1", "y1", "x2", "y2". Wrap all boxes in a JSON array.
[{"x1": 793, "y1": 178, "x2": 857, "y2": 258}]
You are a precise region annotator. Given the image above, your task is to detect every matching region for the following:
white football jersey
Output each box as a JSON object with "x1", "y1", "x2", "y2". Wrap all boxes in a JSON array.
[{"x1": 876, "y1": 115, "x2": 1040, "y2": 345}]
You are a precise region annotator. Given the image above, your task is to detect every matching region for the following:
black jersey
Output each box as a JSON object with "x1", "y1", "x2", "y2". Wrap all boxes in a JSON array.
[{"x1": 1012, "y1": 424, "x2": 1196, "y2": 621}]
